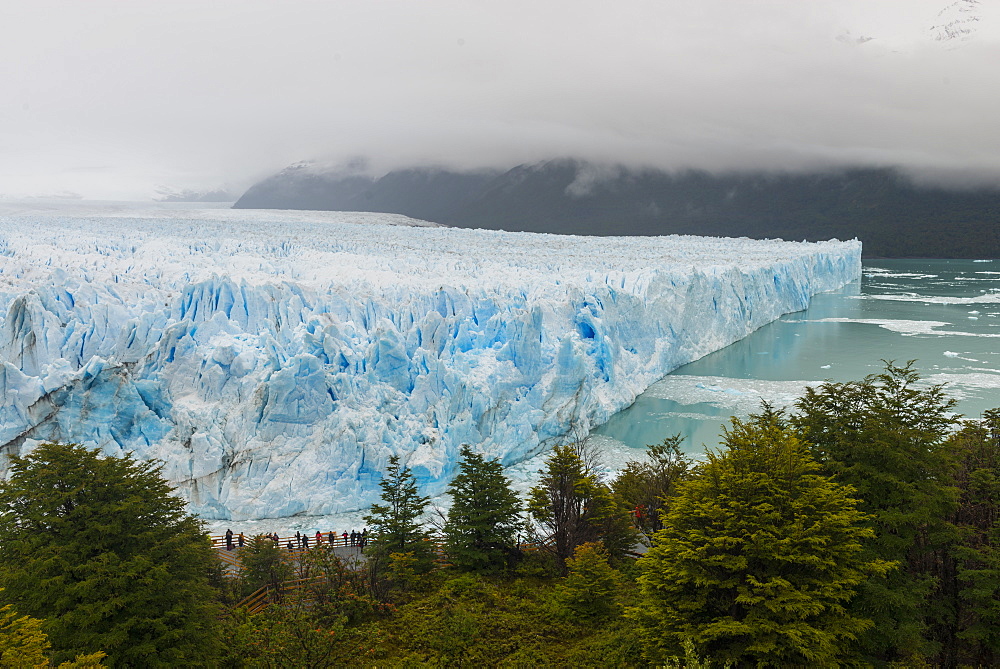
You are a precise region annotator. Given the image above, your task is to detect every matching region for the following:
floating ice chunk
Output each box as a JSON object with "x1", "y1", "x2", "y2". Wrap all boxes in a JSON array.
[
  {"x1": 645, "y1": 375, "x2": 825, "y2": 414},
  {"x1": 808, "y1": 318, "x2": 951, "y2": 336},
  {"x1": 943, "y1": 350, "x2": 980, "y2": 362},
  {"x1": 868, "y1": 293, "x2": 1000, "y2": 305}
]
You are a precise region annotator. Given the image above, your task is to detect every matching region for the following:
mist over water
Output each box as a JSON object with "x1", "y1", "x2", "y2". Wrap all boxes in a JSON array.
[{"x1": 592, "y1": 259, "x2": 1000, "y2": 465}]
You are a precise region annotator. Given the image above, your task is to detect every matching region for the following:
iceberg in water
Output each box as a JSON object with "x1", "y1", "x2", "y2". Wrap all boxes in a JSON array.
[{"x1": 0, "y1": 204, "x2": 861, "y2": 520}]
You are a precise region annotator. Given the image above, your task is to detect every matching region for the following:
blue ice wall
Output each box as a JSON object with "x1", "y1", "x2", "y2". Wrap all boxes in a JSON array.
[{"x1": 0, "y1": 210, "x2": 861, "y2": 520}]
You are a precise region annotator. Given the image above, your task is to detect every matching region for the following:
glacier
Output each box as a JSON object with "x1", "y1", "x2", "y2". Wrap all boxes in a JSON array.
[{"x1": 0, "y1": 203, "x2": 861, "y2": 520}]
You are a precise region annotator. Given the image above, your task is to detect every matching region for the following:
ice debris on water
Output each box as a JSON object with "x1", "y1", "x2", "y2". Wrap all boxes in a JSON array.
[{"x1": 0, "y1": 207, "x2": 861, "y2": 520}]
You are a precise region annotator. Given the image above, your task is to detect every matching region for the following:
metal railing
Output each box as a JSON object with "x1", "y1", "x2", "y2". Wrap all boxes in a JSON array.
[{"x1": 212, "y1": 533, "x2": 369, "y2": 551}]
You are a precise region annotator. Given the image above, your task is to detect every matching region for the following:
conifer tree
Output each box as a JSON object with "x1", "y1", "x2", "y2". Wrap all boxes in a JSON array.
[
  {"x1": 938, "y1": 409, "x2": 1000, "y2": 666},
  {"x1": 443, "y1": 446, "x2": 522, "y2": 572},
  {"x1": 363, "y1": 455, "x2": 431, "y2": 567},
  {"x1": 0, "y1": 442, "x2": 218, "y2": 667},
  {"x1": 632, "y1": 413, "x2": 887, "y2": 666},
  {"x1": 0, "y1": 599, "x2": 50, "y2": 667},
  {"x1": 554, "y1": 542, "x2": 622, "y2": 620},
  {"x1": 791, "y1": 361, "x2": 960, "y2": 661},
  {"x1": 0, "y1": 594, "x2": 106, "y2": 668}
]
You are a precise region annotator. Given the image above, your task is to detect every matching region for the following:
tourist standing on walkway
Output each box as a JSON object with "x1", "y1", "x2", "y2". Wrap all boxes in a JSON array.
[
  {"x1": 225, "y1": 528, "x2": 234, "y2": 550},
  {"x1": 238, "y1": 532, "x2": 245, "y2": 548}
]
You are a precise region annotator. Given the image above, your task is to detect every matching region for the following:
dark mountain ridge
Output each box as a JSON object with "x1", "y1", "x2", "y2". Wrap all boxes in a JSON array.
[{"x1": 234, "y1": 159, "x2": 1000, "y2": 258}]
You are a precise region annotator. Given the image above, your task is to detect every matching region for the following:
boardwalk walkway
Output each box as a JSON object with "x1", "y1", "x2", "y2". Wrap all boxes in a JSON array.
[{"x1": 211, "y1": 533, "x2": 367, "y2": 576}]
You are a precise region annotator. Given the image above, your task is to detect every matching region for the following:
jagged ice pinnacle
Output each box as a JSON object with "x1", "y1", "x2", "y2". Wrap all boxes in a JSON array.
[{"x1": 0, "y1": 206, "x2": 861, "y2": 520}]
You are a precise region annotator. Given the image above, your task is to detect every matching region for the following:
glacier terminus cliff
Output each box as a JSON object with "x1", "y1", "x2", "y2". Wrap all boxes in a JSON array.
[{"x1": 0, "y1": 205, "x2": 861, "y2": 520}]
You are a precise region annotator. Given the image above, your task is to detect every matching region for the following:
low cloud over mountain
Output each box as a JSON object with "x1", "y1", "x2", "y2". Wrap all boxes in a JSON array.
[{"x1": 235, "y1": 159, "x2": 1000, "y2": 258}]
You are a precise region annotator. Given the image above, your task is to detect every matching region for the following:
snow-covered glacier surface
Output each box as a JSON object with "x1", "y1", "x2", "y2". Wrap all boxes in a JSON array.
[{"x1": 0, "y1": 204, "x2": 861, "y2": 520}]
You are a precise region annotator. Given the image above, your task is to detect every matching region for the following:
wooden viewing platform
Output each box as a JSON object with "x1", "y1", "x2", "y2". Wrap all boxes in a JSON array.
[{"x1": 211, "y1": 533, "x2": 366, "y2": 576}]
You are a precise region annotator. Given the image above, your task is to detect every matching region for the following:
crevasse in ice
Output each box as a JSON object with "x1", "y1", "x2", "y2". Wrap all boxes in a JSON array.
[{"x1": 0, "y1": 207, "x2": 861, "y2": 520}]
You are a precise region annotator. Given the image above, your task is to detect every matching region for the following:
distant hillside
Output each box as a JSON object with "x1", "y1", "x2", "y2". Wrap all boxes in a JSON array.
[{"x1": 234, "y1": 160, "x2": 1000, "y2": 258}]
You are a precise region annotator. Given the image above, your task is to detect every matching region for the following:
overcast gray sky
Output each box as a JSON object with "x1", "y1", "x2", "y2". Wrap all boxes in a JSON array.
[{"x1": 2, "y1": 0, "x2": 998, "y2": 199}]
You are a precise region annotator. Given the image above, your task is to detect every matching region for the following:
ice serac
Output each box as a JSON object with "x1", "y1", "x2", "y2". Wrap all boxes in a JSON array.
[{"x1": 0, "y1": 207, "x2": 862, "y2": 520}]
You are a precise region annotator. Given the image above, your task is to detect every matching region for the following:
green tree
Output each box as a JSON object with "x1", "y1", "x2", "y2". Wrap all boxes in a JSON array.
[
  {"x1": 632, "y1": 413, "x2": 887, "y2": 666},
  {"x1": 612, "y1": 434, "x2": 691, "y2": 539},
  {"x1": 791, "y1": 361, "x2": 960, "y2": 662},
  {"x1": 937, "y1": 409, "x2": 1000, "y2": 666},
  {"x1": 0, "y1": 443, "x2": 218, "y2": 667},
  {"x1": 0, "y1": 595, "x2": 49, "y2": 669},
  {"x1": 237, "y1": 535, "x2": 294, "y2": 600},
  {"x1": 554, "y1": 542, "x2": 622, "y2": 620},
  {"x1": 219, "y1": 604, "x2": 383, "y2": 668},
  {"x1": 299, "y1": 546, "x2": 388, "y2": 625},
  {"x1": 443, "y1": 446, "x2": 523, "y2": 572},
  {"x1": 363, "y1": 455, "x2": 431, "y2": 568},
  {"x1": 528, "y1": 444, "x2": 635, "y2": 573},
  {"x1": 0, "y1": 595, "x2": 106, "y2": 668}
]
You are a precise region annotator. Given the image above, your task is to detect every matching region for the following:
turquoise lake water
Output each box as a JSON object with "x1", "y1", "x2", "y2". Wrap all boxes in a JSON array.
[{"x1": 590, "y1": 258, "x2": 1000, "y2": 461}]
